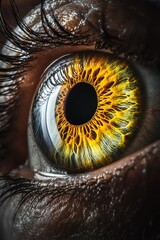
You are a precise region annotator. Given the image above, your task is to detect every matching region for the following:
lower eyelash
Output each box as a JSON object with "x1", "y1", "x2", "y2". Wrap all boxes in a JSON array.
[{"x1": 0, "y1": 174, "x2": 73, "y2": 214}]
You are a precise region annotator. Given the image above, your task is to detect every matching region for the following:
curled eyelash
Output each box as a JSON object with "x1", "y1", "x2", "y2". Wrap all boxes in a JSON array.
[{"x1": 0, "y1": 0, "x2": 101, "y2": 157}]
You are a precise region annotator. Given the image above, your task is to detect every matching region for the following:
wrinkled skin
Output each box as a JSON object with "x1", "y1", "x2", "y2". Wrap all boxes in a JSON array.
[{"x1": 0, "y1": 0, "x2": 160, "y2": 240}]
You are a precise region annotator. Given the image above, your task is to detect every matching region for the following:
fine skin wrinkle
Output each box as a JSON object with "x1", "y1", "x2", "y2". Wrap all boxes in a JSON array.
[{"x1": 0, "y1": 0, "x2": 160, "y2": 240}]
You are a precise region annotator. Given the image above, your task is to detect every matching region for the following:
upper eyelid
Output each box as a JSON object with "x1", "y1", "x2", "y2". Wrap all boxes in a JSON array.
[
  {"x1": 0, "y1": 1, "x2": 101, "y2": 62},
  {"x1": 1, "y1": 0, "x2": 159, "y2": 65}
]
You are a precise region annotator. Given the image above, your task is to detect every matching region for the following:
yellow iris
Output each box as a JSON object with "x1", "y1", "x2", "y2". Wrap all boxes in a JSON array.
[{"x1": 52, "y1": 52, "x2": 142, "y2": 173}]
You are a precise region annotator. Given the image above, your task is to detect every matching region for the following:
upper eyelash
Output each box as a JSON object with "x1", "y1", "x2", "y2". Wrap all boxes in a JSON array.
[{"x1": 0, "y1": 0, "x2": 102, "y2": 154}]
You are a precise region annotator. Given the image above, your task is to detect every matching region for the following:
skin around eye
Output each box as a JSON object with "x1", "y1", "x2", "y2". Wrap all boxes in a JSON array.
[
  {"x1": 0, "y1": 1, "x2": 160, "y2": 240},
  {"x1": 103, "y1": 1, "x2": 160, "y2": 59}
]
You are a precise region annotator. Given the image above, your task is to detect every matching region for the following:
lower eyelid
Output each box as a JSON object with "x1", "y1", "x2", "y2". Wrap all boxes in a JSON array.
[{"x1": 1, "y1": 141, "x2": 160, "y2": 240}]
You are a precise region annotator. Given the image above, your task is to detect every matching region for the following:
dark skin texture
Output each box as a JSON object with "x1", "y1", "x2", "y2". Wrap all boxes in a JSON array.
[{"x1": 0, "y1": 0, "x2": 160, "y2": 239}]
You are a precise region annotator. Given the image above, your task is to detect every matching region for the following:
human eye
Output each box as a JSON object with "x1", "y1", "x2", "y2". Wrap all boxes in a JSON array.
[{"x1": 0, "y1": 0, "x2": 160, "y2": 240}]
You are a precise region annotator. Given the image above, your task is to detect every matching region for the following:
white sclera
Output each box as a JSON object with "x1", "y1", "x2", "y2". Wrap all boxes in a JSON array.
[{"x1": 46, "y1": 84, "x2": 62, "y2": 148}]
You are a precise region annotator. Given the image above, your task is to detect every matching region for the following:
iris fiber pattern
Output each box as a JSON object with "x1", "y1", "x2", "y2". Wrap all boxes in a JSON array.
[{"x1": 53, "y1": 52, "x2": 142, "y2": 173}]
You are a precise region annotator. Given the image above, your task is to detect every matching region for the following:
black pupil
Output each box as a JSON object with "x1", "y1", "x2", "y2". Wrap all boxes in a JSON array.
[{"x1": 65, "y1": 82, "x2": 98, "y2": 125}]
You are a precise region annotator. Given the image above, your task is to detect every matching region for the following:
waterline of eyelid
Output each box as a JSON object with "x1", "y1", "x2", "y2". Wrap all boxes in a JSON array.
[{"x1": 32, "y1": 140, "x2": 160, "y2": 182}]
